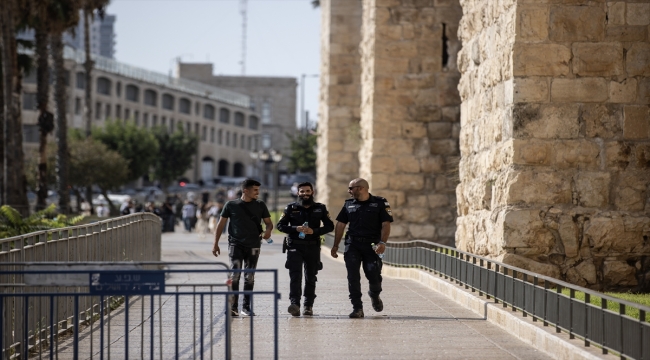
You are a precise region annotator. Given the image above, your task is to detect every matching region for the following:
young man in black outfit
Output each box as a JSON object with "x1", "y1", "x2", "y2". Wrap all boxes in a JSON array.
[
  {"x1": 277, "y1": 182, "x2": 334, "y2": 316},
  {"x1": 212, "y1": 179, "x2": 273, "y2": 316},
  {"x1": 330, "y1": 178, "x2": 393, "y2": 318}
]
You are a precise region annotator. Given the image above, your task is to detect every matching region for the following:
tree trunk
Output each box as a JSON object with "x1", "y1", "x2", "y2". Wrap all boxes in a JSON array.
[
  {"x1": 35, "y1": 25, "x2": 53, "y2": 211},
  {"x1": 101, "y1": 189, "x2": 118, "y2": 216},
  {"x1": 51, "y1": 34, "x2": 71, "y2": 214},
  {"x1": 83, "y1": 10, "x2": 93, "y2": 138},
  {"x1": 1, "y1": 0, "x2": 29, "y2": 215},
  {"x1": 0, "y1": 16, "x2": 6, "y2": 206}
]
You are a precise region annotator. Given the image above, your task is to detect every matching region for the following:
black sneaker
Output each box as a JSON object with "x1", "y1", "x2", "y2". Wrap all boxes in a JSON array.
[
  {"x1": 303, "y1": 306, "x2": 313, "y2": 316},
  {"x1": 241, "y1": 307, "x2": 255, "y2": 316},
  {"x1": 230, "y1": 307, "x2": 239, "y2": 317},
  {"x1": 288, "y1": 304, "x2": 300, "y2": 317},
  {"x1": 349, "y1": 308, "x2": 364, "y2": 318},
  {"x1": 368, "y1": 291, "x2": 383, "y2": 312}
]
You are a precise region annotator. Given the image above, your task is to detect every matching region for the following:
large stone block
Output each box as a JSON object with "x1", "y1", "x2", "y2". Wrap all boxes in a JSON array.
[
  {"x1": 503, "y1": 209, "x2": 555, "y2": 250},
  {"x1": 623, "y1": 105, "x2": 650, "y2": 139},
  {"x1": 573, "y1": 172, "x2": 611, "y2": 208},
  {"x1": 388, "y1": 174, "x2": 425, "y2": 190},
  {"x1": 627, "y1": 3, "x2": 650, "y2": 26},
  {"x1": 409, "y1": 224, "x2": 437, "y2": 239},
  {"x1": 607, "y1": 2, "x2": 626, "y2": 26},
  {"x1": 638, "y1": 78, "x2": 650, "y2": 104},
  {"x1": 613, "y1": 172, "x2": 649, "y2": 211},
  {"x1": 512, "y1": 139, "x2": 551, "y2": 165},
  {"x1": 605, "y1": 26, "x2": 647, "y2": 42},
  {"x1": 506, "y1": 170, "x2": 572, "y2": 205},
  {"x1": 604, "y1": 261, "x2": 638, "y2": 287},
  {"x1": 609, "y1": 79, "x2": 637, "y2": 104},
  {"x1": 558, "y1": 215, "x2": 579, "y2": 258},
  {"x1": 583, "y1": 104, "x2": 623, "y2": 139},
  {"x1": 626, "y1": 43, "x2": 650, "y2": 76},
  {"x1": 513, "y1": 77, "x2": 549, "y2": 103},
  {"x1": 513, "y1": 42, "x2": 568, "y2": 76},
  {"x1": 605, "y1": 141, "x2": 633, "y2": 170},
  {"x1": 553, "y1": 140, "x2": 601, "y2": 170},
  {"x1": 513, "y1": 104, "x2": 580, "y2": 139},
  {"x1": 551, "y1": 78, "x2": 608, "y2": 103},
  {"x1": 572, "y1": 42, "x2": 623, "y2": 76},
  {"x1": 549, "y1": 5, "x2": 606, "y2": 42},
  {"x1": 517, "y1": 5, "x2": 549, "y2": 42}
]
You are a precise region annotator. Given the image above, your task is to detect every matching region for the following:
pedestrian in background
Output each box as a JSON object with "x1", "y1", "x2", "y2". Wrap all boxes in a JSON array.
[
  {"x1": 212, "y1": 179, "x2": 273, "y2": 317},
  {"x1": 277, "y1": 182, "x2": 334, "y2": 316},
  {"x1": 330, "y1": 178, "x2": 393, "y2": 318},
  {"x1": 181, "y1": 200, "x2": 197, "y2": 232}
]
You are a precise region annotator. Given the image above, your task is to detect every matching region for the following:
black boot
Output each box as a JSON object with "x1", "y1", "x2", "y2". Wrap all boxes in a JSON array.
[{"x1": 349, "y1": 308, "x2": 364, "y2": 318}]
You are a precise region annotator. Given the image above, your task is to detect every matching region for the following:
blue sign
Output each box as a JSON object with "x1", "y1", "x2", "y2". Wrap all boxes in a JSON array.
[{"x1": 89, "y1": 271, "x2": 165, "y2": 295}]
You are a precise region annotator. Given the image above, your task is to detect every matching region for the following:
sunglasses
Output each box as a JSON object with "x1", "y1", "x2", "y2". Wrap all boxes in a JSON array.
[{"x1": 348, "y1": 186, "x2": 361, "y2": 190}]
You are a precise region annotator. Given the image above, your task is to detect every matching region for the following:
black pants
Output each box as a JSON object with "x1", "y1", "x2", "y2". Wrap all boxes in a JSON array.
[
  {"x1": 285, "y1": 243, "x2": 321, "y2": 306},
  {"x1": 228, "y1": 243, "x2": 260, "y2": 309},
  {"x1": 344, "y1": 238, "x2": 382, "y2": 310}
]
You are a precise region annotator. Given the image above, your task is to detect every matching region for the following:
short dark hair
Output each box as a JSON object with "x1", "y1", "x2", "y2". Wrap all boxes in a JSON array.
[
  {"x1": 241, "y1": 179, "x2": 261, "y2": 191},
  {"x1": 297, "y1": 182, "x2": 313, "y2": 191}
]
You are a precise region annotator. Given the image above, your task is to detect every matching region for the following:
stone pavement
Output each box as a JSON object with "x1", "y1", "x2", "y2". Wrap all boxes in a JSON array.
[
  {"x1": 161, "y1": 230, "x2": 551, "y2": 360},
  {"x1": 42, "y1": 229, "x2": 552, "y2": 359}
]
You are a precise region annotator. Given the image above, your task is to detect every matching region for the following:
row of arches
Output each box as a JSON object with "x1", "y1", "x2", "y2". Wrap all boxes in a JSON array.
[{"x1": 79, "y1": 73, "x2": 259, "y2": 129}]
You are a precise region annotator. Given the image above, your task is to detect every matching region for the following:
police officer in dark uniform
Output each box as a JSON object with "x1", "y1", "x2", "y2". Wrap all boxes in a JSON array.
[
  {"x1": 331, "y1": 178, "x2": 393, "y2": 318},
  {"x1": 277, "y1": 182, "x2": 334, "y2": 316}
]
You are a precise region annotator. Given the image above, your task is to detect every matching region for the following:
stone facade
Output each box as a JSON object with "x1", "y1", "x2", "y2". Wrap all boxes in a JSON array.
[
  {"x1": 455, "y1": 0, "x2": 650, "y2": 291},
  {"x1": 317, "y1": 0, "x2": 363, "y2": 209},
  {"x1": 318, "y1": 0, "x2": 462, "y2": 245}
]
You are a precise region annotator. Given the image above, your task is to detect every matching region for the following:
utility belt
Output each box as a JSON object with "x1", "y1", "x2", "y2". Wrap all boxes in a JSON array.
[
  {"x1": 347, "y1": 235, "x2": 380, "y2": 243},
  {"x1": 282, "y1": 237, "x2": 320, "y2": 253}
]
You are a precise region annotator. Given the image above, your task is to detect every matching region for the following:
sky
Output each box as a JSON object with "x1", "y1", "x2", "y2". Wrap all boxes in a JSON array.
[{"x1": 105, "y1": 0, "x2": 322, "y2": 128}]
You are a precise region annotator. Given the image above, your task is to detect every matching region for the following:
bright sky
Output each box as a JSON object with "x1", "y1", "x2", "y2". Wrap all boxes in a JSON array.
[{"x1": 106, "y1": 0, "x2": 321, "y2": 128}]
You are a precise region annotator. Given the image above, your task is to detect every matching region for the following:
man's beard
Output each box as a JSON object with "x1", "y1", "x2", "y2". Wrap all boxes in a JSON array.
[{"x1": 298, "y1": 195, "x2": 314, "y2": 206}]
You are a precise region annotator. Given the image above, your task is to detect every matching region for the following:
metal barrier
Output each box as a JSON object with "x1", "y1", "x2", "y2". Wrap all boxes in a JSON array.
[
  {"x1": 0, "y1": 262, "x2": 280, "y2": 359},
  {"x1": 0, "y1": 213, "x2": 162, "y2": 264},
  {"x1": 324, "y1": 236, "x2": 650, "y2": 360}
]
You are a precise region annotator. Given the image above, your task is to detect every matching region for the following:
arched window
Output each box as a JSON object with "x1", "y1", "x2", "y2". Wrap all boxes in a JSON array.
[
  {"x1": 233, "y1": 163, "x2": 244, "y2": 177},
  {"x1": 144, "y1": 89, "x2": 158, "y2": 106},
  {"x1": 218, "y1": 160, "x2": 229, "y2": 176},
  {"x1": 179, "y1": 98, "x2": 191, "y2": 114},
  {"x1": 125, "y1": 84, "x2": 139, "y2": 102},
  {"x1": 162, "y1": 94, "x2": 174, "y2": 110},
  {"x1": 202, "y1": 157, "x2": 214, "y2": 181},
  {"x1": 249, "y1": 116, "x2": 259, "y2": 130},
  {"x1": 234, "y1": 112, "x2": 245, "y2": 127},
  {"x1": 96, "y1": 77, "x2": 111, "y2": 95},
  {"x1": 219, "y1": 108, "x2": 230, "y2": 123},
  {"x1": 203, "y1": 104, "x2": 215, "y2": 120}
]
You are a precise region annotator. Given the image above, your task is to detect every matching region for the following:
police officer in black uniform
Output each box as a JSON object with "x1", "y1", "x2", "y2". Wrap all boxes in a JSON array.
[
  {"x1": 277, "y1": 182, "x2": 334, "y2": 316},
  {"x1": 331, "y1": 178, "x2": 393, "y2": 318}
]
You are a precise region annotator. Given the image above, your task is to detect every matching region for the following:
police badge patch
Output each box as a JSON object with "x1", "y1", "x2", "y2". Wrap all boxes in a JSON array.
[{"x1": 386, "y1": 207, "x2": 392, "y2": 215}]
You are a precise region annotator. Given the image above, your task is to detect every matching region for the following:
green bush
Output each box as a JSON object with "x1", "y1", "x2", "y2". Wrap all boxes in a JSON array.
[{"x1": 0, "y1": 204, "x2": 85, "y2": 238}]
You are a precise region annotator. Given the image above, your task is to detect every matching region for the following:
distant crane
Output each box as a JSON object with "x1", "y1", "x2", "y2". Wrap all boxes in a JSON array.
[{"x1": 239, "y1": 0, "x2": 247, "y2": 75}]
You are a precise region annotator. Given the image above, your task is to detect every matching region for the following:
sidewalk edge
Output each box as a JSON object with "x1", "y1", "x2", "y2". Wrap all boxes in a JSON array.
[{"x1": 383, "y1": 266, "x2": 613, "y2": 360}]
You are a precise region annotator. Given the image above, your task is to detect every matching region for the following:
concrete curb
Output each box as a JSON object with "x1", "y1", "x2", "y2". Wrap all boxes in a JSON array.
[{"x1": 382, "y1": 266, "x2": 613, "y2": 360}]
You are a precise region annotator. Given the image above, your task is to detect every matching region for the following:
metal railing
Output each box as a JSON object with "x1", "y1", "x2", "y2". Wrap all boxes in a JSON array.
[
  {"x1": 0, "y1": 213, "x2": 161, "y2": 359},
  {"x1": 0, "y1": 212, "x2": 161, "y2": 264},
  {"x1": 324, "y1": 236, "x2": 650, "y2": 360}
]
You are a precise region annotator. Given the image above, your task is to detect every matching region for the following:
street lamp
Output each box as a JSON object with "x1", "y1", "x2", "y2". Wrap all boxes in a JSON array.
[
  {"x1": 250, "y1": 149, "x2": 282, "y2": 211},
  {"x1": 300, "y1": 74, "x2": 319, "y2": 132}
]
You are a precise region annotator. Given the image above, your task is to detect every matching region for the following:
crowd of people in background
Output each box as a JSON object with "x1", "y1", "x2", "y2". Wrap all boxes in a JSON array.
[{"x1": 87, "y1": 186, "x2": 246, "y2": 235}]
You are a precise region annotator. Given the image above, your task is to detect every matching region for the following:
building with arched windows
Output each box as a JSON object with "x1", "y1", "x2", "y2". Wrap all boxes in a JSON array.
[{"x1": 21, "y1": 47, "x2": 262, "y2": 187}]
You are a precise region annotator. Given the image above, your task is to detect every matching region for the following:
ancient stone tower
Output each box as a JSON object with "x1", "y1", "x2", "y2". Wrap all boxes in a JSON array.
[
  {"x1": 318, "y1": 0, "x2": 462, "y2": 246},
  {"x1": 318, "y1": 0, "x2": 650, "y2": 290}
]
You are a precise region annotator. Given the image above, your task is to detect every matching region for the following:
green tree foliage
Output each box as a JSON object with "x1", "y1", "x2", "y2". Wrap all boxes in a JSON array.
[
  {"x1": 286, "y1": 131, "x2": 317, "y2": 174},
  {"x1": 25, "y1": 144, "x2": 57, "y2": 191},
  {"x1": 0, "y1": 203, "x2": 84, "y2": 238},
  {"x1": 93, "y1": 120, "x2": 159, "y2": 182},
  {"x1": 151, "y1": 125, "x2": 199, "y2": 190}
]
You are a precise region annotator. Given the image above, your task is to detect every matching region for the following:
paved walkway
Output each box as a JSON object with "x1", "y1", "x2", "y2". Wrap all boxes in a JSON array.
[{"x1": 160, "y1": 230, "x2": 551, "y2": 360}]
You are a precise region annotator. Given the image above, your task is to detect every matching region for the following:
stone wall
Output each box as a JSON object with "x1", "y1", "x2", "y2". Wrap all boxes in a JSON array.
[
  {"x1": 456, "y1": 0, "x2": 650, "y2": 290},
  {"x1": 356, "y1": 0, "x2": 462, "y2": 244},
  {"x1": 316, "y1": 0, "x2": 363, "y2": 210}
]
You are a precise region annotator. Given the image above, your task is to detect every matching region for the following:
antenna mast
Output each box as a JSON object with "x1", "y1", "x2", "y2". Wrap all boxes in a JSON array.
[{"x1": 239, "y1": 0, "x2": 247, "y2": 75}]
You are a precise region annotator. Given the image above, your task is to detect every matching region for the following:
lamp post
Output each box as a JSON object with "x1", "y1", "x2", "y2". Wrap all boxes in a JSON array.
[
  {"x1": 300, "y1": 74, "x2": 319, "y2": 132},
  {"x1": 250, "y1": 149, "x2": 282, "y2": 211}
]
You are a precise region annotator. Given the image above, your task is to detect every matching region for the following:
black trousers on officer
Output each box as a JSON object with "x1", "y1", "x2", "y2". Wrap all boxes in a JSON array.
[
  {"x1": 228, "y1": 243, "x2": 260, "y2": 309},
  {"x1": 344, "y1": 238, "x2": 382, "y2": 310},
  {"x1": 285, "y1": 243, "x2": 321, "y2": 306}
]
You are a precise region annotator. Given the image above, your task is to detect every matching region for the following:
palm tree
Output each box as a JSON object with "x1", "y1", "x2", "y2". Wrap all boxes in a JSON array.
[
  {"x1": 81, "y1": 0, "x2": 110, "y2": 213},
  {"x1": 0, "y1": 0, "x2": 30, "y2": 216},
  {"x1": 49, "y1": 0, "x2": 82, "y2": 214}
]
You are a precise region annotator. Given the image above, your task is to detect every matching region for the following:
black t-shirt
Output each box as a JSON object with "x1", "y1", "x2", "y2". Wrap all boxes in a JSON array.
[
  {"x1": 335, "y1": 194, "x2": 393, "y2": 238},
  {"x1": 221, "y1": 199, "x2": 271, "y2": 247}
]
